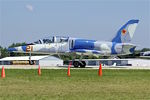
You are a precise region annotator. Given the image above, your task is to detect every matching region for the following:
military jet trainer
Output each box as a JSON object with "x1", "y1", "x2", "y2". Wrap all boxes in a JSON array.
[{"x1": 8, "y1": 19, "x2": 139, "y2": 67}]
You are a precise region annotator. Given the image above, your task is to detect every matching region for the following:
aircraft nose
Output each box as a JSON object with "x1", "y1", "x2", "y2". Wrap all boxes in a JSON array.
[
  {"x1": 8, "y1": 46, "x2": 27, "y2": 52},
  {"x1": 8, "y1": 47, "x2": 17, "y2": 52}
]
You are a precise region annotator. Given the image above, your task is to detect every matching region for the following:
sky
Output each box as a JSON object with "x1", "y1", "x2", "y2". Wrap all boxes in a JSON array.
[{"x1": 0, "y1": 0, "x2": 150, "y2": 49}]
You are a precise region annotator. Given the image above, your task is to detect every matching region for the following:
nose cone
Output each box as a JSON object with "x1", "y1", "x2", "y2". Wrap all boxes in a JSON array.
[
  {"x1": 8, "y1": 46, "x2": 27, "y2": 52},
  {"x1": 8, "y1": 47, "x2": 17, "y2": 52}
]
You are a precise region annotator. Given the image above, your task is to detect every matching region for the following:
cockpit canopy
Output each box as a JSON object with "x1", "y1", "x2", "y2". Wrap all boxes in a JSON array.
[{"x1": 33, "y1": 36, "x2": 69, "y2": 44}]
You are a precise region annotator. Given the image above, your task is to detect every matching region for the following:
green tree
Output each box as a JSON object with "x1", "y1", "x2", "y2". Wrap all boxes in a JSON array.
[
  {"x1": 0, "y1": 46, "x2": 2, "y2": 58},
  {"x1": 0, "y1": 46, "x2": 9, "y2": 58},
  {"x1": 141, "y1": 48, "x2": 150, "y2": 52},
  {"x1": 8, "y1": 42, "x2": 26, "y2": 48}
]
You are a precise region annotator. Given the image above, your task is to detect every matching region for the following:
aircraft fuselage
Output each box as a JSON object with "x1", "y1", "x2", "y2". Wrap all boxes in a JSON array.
[{"x1": 9, "y1": 38, "x2": 136, "y2": 56}]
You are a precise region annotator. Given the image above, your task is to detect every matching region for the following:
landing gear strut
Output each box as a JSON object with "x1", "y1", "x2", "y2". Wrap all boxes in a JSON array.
[
  {"x1": 71, "y1": 53, "x2": 86, "y2": 68},
  {"x1": 29, "y1": 52, "x2": 35, "y2": 65},
  {"x1": 73, "y1": 61, "x2": 86, "y2": 68}
]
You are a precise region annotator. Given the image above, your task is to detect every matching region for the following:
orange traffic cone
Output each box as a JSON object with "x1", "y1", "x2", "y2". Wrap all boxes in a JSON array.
[
  {"x1": 38, "y1": 65, "x2": 41, "y2": 76},
  {"x1": 67, "y1": 62, "x2": 72, "y2": 77},
  {"x1": 98, "y1": 63, "x2": 102, "y2": 76},
  {"x1": 1, "y1": 66, "x2": 5, "y2": 78}
]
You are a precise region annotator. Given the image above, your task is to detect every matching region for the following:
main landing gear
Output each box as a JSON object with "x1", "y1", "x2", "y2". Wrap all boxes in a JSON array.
[
  {"x1": 70, "y1": 53, "x2": 86, "y2": 68},
  {"x1": 73, "y1": 61, "x2": 86, "y2": 68}
]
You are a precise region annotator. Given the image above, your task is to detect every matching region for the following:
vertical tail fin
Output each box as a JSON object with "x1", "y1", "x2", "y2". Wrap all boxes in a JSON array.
[{"x1": 112, "y1": 19, "x2": 139, "y2": 43}]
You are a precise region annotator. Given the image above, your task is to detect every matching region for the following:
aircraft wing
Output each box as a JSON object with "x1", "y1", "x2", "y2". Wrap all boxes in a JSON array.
[
  {"x1": 70, "y1": 49, "x2": 105, "y2": 55},
  {"x1": 11, "y1": 50, "x2": 71, "y2": 56}
]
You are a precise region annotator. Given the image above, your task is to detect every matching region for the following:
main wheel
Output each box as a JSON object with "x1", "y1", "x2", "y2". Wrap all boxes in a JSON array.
[
  {"x1": 73, "y1": 61, "x2": 80, "y2": 68},
  {"x1": 80, "y1": 61, "x2": 86, "y2": 68}
]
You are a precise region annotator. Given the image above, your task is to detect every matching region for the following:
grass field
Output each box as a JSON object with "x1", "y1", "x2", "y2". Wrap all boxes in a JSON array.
[{"x1": 0, "y1": 69, "x2": 150, "y2": 100}]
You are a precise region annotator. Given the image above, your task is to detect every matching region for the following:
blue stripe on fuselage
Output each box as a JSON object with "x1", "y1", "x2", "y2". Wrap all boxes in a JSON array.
[
  {"x1": 111, "y1": 42, "x2": 117, "y2": 54},
  {"x1": 7, "y1": 48, "x2": 17, "y2": 52},
  {"x1": 72, "y1": 49, "x2": 87, "y2": 53},
  {"x1": 73, "y1": 39, "x2": 96, "y2": 50},
  {"x1": 92, "y1": 50, "x2": 100, "y2": 54},
  {"x1": 22, "y1": 46, "x2": 27, "y2": 51},
  {"x1": 129, "y1": 46, "x2": 136, "y2": 53}
]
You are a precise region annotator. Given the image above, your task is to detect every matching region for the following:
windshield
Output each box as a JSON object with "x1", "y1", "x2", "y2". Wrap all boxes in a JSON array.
[
  {"x1": 43, "y1": 38, "x2": 53, "y2": 43},
  {"x1": 55, "y1": 36, "x2": 69, "y2": 43}
]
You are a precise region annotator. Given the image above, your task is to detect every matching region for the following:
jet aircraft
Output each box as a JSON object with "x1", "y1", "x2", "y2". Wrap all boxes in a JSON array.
[
  {"x1": 140, "y1": 51, "x2": 150, "y2": 59},
  {"x1": 8, "y1": 19, "x2": 139, "y2": 67},
  {"x1": 142, "y1": 51, "x2": 150, "y2": 56}
]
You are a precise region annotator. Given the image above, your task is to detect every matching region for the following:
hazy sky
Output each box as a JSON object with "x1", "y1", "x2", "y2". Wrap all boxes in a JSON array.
[{"x1": 0, "y1": 0, "x2": 150, "y2": 49}]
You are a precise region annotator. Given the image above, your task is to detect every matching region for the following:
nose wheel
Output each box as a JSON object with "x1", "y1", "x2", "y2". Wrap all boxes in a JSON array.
[
  {"x1": 73, "y1": 61, "x2": 86, "y2": 68},
  {"x1": 29, "y1": 60, "x2": 35, "y2": 65}
]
